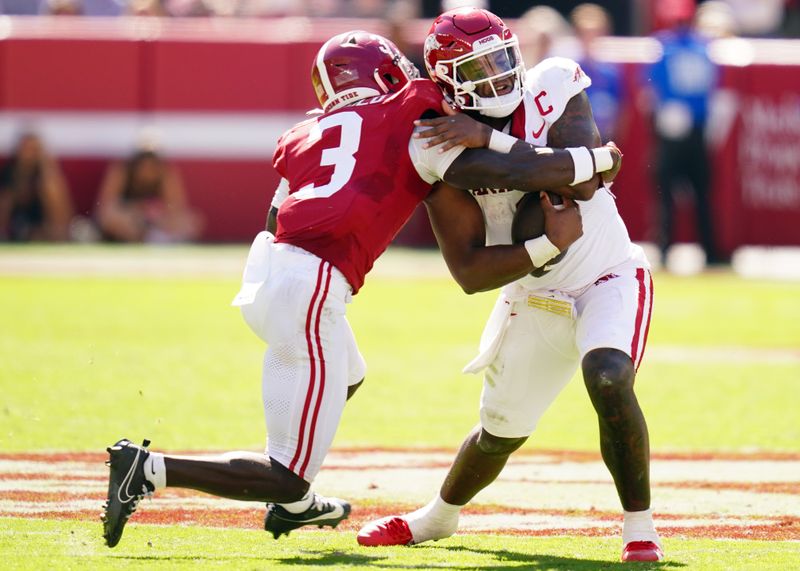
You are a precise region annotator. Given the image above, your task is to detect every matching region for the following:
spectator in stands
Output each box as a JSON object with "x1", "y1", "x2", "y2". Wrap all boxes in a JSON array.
[
  {"x1": 570, "y1": 3, "x2": 627, "y2": 142},
  {"x1": 82, "y1": 0, "x2": 125, "y2": 16},
  {"x1": 0, "y1": 132, "x2": 74, "y2": 242},
  {"x1": 127, "y1": 0, "x2": 168, "y2": 16},
  {"x1": 165, "y1": 0, "x2": 213, "y2": 16},
  {"x1": 42, "y1": 0, "x2": 83, "y2": 14},
  {"x1": 387, "y1": 1, "x2": 424, "y2": 73},
  {"x1": 722, "y1": 0, "x2": 785, "y2": 36},
  {"x1": 517, "y1": 5, "x2": 575, "y2": 70},
  {"x1": 96, "y1": 146, "x2": 203, "y2": 243},
  {"x1": 646, "y1": 0, "x2": 721, "y2": 264},
  {"x1": 695, "y1": 1, "x2": 738, "y2": 39}
]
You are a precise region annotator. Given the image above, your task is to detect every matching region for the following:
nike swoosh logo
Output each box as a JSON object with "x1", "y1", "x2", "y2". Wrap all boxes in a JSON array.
[
  {"x1": 117, "y1": 447, "x2": 141, "y2": 504},
  {"x1": 304, "y1": 506, "x2": 344, "y2": 522},
  {"x1": 532, "y1": 120, "x2": 545, "y2": 139}
]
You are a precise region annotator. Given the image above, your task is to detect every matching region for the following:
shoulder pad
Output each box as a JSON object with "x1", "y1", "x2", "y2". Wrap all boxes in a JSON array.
[
  {"x1": 526, "y1": 57, "x2": 592, "y2": 93},
  {"x1": 524, "y1": 57, "x2": 592, "y2": 125},
  {"x1": 404, "y1": 79, "x2": 445, "y2": 115}
]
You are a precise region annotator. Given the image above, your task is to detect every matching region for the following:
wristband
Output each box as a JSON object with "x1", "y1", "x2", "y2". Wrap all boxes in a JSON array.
[
  {"x1": 591, "y1": 147, "x2": 614, "y2": 172},
  {"x1": 488, "y1": 130, "x2": 517, "y2": 153},
  {"x1": 566, "y1": 147, "x2": 594, "y2": 184},
  {"x1": 524, "y1": 235, "x2": 561, "y2": 268}
]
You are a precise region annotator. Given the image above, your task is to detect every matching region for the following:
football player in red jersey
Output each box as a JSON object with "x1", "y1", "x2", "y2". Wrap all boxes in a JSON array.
[
  {"x1": 101, "y1": 31, "x2": 621, "y2": 548},
  {"x1": 357, "y1": 9, "x2": 662, "y2": 563}
]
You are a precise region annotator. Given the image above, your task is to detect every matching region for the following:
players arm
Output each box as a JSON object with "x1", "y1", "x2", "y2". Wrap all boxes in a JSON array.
[
  {"x1": 425, "y1": 184, "x2": 530, "y2": 293},
  {"x1": 545, "y1": 91, "x2": 606, "y2": 200},
  {"x1": 416, "y1": 94, "x2": 619, "y2": 199},
  {"x1": 266, "y1": 207, "x2": 278, "y2": 234},
  {"x1": 425, "y1": 184, "x2": 581, "y2": 294},
  {"x1": 265, "y1": 177, "x2": 289, "y2": 234},
  {"x1": 430, "y1": 127, "x2": 617, "y2": 195},
  {"x1": 441, "y1": 145, "x2": 582, "y2": 193}
]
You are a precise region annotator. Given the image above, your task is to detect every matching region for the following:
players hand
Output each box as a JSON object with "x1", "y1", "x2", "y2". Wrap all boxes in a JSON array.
[
  {"x1": 601, "y1": 141, "x2": 623, "y2": 184},
  {"x1": 413, "y1": 101, "x2": 492, "y2": 153},
  {"x1": 542, "y1": 192, "x2": 583, "y2": 251}
]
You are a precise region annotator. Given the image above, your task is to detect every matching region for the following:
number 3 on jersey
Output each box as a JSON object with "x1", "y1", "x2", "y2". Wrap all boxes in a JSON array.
[{"x1": 293, "y1": 112, "x2": 363, "y2": 200}]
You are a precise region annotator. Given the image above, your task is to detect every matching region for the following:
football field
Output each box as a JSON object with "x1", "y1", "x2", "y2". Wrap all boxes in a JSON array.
[{"x1": 1, "y1": 245, "x2": 799, "y2": 569}]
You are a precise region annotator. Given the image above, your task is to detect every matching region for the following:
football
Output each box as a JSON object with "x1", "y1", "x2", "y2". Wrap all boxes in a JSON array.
[{"x1": 512, "y1": 191, "x2": 567, "y2": 276}]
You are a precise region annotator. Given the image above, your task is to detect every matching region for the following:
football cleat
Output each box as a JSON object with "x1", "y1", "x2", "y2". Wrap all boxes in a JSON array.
[
  {"x1": 264, "y1": 494, "x2": 351, "y2": 539},
  {"x1": 621, "y1": 540, "x2": 664, "y2": 562},
  {"x1": 357, "y1": 516, "x2": 414, "y2": 546},
  {"x1": 102, "y1": 438, "x2": 154, "y2": 548}
]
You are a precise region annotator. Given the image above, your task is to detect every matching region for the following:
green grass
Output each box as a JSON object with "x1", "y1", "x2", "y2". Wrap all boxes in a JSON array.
[
  {"x1": 3, "y1": 518, "x2": 799, "y2": 570},
  {"x1": 1, "y1": 256, "x2": 798, "y2": 453},
  {"x1": 1, "y1": 246, "x2": 799, "y2": 569}
]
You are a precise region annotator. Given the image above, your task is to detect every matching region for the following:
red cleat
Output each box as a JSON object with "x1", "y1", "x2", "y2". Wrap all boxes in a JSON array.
[
  {"x1": 621, "y1": 541, "x2": 664, "y2": 562},
  {"x1": 357, "y1": 516, "x2": 414, "y2": 546}
]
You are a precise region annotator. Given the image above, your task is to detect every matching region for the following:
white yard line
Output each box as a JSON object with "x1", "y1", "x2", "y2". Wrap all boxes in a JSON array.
[{"x1": 1, "y1": 450, "x2": 798, "y2": 538}]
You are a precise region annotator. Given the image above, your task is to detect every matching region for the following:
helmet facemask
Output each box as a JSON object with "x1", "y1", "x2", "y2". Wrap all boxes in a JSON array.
[{"x1": 434, "y1": 34, "x2": 524, "y2": 118}]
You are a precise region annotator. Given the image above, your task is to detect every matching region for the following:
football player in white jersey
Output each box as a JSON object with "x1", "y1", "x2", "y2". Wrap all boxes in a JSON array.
[{"x1": 358, "y1": 8, "x2": 662, "y2": 563}]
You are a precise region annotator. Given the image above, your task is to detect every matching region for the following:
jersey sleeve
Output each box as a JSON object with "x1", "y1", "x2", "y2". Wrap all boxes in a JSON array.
[
  {"x1": 408, "y1": 127, "x2": 466, "y2": 184},
  {"x1": 271, "y1": 131, "x2": 290, "y2": 179},
  {"x1": 526, "y1": 57, "x2": 593, "y2": 125},
  {"x1": 403, "y1": 79, "x2": 449, "y2": 117},
  {"x1": 270, "y1": 177, "x2": 290, "y2": 210}
]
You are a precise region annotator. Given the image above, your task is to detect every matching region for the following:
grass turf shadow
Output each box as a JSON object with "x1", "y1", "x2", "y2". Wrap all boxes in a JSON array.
[{"x1": 271, "y1": 544, "x2": 686, "y2": 569}]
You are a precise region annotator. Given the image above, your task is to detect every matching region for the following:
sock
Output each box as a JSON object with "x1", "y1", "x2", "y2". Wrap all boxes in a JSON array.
[
  {"x1": 405, "y1": 495, "x2": 462, "y2": 544},
  {"x1": 623, "y1": 508, "x2": 661, "y2": 546},
  {"x1": 143, "y1": 452, "x2": 166, "y2": 490},
  {"x1": 277, "y1": 490, "x2": 314, "y2": 514}
]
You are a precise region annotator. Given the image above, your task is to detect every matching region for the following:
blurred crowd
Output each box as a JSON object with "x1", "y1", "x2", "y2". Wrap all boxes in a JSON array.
[
  {"x1": 0, "y1": 1, "x2": 796, "y2": 254},
  {"x1": 0, "y1": 134, "x2": 202, "y2": 244},
  {"x1": 0, "y1": 1, "x2": 798, "y2": 37}
]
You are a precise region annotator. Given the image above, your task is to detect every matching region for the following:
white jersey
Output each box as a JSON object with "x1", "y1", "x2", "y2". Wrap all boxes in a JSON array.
[{"x1": 472, "y1": 57, "x2": 647, "y2": 295}]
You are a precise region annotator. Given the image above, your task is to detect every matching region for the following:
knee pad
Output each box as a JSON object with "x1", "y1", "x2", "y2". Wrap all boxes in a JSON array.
[
  {"x1": 476, "y1": 430, "x2": 527, "y2": 456},
  {"x1": 583, "y1": 348, "x2": 634, "y2": 396}
]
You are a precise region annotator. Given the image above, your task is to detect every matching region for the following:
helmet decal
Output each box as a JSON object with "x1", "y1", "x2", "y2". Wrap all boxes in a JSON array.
[{"x1": 311, "y1": 31, "x2": 418, "y2": 112}]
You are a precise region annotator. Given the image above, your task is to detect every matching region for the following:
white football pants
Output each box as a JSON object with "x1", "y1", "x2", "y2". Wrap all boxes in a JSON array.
[{"x1": 234, "y1": 233, "x2": 366, "y2": 482}]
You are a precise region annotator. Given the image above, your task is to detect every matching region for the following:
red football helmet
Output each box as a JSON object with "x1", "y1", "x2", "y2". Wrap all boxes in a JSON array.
[
  {"x1": 311, "y1": 31, "x2": 420, "y2": 113},
  {"x1": 424, "y1": 8, "x2": 525, "y2": 117}
]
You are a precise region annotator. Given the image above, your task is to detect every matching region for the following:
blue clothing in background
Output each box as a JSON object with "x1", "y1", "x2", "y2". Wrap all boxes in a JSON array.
[
  {"x1": 649, "y1": 27, "x2": 718, "y2": 126},
  {"x1": 579, "y1": 58, "x2": 624, "y2": 141}
]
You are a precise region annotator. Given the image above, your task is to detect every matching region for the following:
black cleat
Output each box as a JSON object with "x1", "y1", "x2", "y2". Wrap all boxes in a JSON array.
[
  {"x1": 264, "y1": 494, "x2": 351, "y2": 539},
  {"x1": 102, "y1": 438, "x2": 154, "y2": 548}
]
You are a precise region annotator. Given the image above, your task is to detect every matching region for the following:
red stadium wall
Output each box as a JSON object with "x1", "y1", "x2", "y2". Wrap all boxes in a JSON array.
[{"x1": 1, "y1": 17, "x2": 799, "y2": 252}]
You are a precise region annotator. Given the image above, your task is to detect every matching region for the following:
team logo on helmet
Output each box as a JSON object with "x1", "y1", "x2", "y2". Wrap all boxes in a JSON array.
[{"x1": 423, "y1": 8, "x2": 525, "y2": 118}]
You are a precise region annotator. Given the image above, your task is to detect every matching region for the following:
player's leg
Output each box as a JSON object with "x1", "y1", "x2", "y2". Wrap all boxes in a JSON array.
[
  {"x1": 575, "y1": 267, "x2": 662, "y2": 561},
  {"x1": 162, "y1": 450, "x2": 308, "y2": 501},
  {"x1": 160, "y1": 338, "x2": 311, "y2": 504},
  {"x1": 159, "y1": 254, "x2": 332, "y2": 503},
  {"x1": 686, "y1": 128, "x2": 717, "y2": 263},
  {"x1": 440, "y1": 427, "x2": 527, "y2": 506},
  {"x1": 102, "y1": 247, "x2": 350, "y2": 546},
  {"x1": 261, "y1": 315, "x2": 363, "y2": 537},
  {"x1": 343, "y1": 314, "x2": 366, "y2": 401},
  {"x1": 655, "y1": 137, "x2": 679, "y2": 258},
  {"x1": 358, "y1": 302, "x2": 579, "y2": 546},
  {"x1": 259, "y1": 258, "x2": 355, "y2": 538}
]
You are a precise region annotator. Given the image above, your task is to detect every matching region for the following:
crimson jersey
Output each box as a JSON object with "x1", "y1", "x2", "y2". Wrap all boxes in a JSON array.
[{"x1": 272, "y1": 79, "x2": 444, "y2": 293}]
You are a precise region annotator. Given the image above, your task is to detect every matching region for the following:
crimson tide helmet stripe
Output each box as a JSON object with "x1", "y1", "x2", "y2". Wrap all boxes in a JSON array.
[{"x1": 315, "y1": 36, "x2": 338, "y2": 108}]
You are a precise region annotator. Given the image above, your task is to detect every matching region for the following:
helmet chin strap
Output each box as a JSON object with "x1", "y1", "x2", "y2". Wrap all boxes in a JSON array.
[{"x1": 477, "y1": 91, "x2": 523, "y2": 118}]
